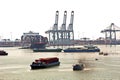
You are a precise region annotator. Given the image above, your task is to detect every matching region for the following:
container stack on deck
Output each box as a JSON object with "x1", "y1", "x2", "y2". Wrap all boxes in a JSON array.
[{"x1": 35, "y1": 57, "x2": 59, "y2": 64}]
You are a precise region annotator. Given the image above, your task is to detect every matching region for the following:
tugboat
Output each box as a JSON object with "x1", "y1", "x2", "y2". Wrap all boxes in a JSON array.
[
  {"x1": 0, "y1": 50, "x2": 8, "y2": 55},
  {"x1": 21, "y1": 31, "x2": 48, "y2": 49},
  {"x1": 73, "y1": 63, "x2": 84, "y2": 71},
  {"x1": 30, "y1": 57, "x2": 60, "y2": 69}
]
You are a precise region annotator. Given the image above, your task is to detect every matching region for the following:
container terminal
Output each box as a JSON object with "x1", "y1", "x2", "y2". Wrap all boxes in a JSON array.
[{"x1": 1, "y1": 11, "x2": 120, "y2": 47}]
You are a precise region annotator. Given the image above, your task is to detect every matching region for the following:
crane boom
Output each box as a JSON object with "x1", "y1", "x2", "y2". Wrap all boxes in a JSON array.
[
  {"x1": 61, "y1": 11, "x2": 67, "y2": 30},
  {"x1": 67, "y1": 11, "x2": 74, "y2": 31},
  {"x1": 53, "y1": 11, "x2": 59, "y2": 30}
]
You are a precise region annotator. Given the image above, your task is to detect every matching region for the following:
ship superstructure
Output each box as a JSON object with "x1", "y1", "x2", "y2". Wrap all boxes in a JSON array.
[{"x1": 21, "y1": 31, "x2": 48, "y2": 49}]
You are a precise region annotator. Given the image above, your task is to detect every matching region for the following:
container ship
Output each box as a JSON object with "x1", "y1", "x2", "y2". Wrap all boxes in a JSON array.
[{"x1": 21, "y1": 31, "x2": 48, "y2": 49}]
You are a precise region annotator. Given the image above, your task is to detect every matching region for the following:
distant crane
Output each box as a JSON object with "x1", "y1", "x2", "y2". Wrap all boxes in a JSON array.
[{"x1": 101, "y1": 23, "x2": 120, "y2": 44}]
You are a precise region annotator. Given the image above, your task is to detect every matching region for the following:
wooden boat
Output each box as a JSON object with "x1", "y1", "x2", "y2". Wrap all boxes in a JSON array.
[
  {"x1": 33, "y1": 48, "x2": 62, "y2": 52},
  {"x1": 0, "y1": 50, "x2": 8, "y2": 55},
  {"x1": 30, "y1": 57, "x2": 60, "y2": 69},
  {"x1": 63, "y1": 45, "x2": 100, "y2": 52}
]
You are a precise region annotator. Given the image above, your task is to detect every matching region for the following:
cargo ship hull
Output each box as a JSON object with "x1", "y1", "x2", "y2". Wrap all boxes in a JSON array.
[{"x1": 30, "y1": 43, "x2": 46, "y2": 49}]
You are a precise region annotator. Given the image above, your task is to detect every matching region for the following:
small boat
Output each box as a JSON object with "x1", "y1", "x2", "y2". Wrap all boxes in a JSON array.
[
  {"x1": 33, "y1": 48, "x2": 62, "y2": 52},
  {"x1": 103, "y1": 53, "x2": 108, "y2": 56},
  {"x1": 99, "y1": 52, "x2": 104, "y2": 55},
  {"x1": 0, "y1": 50, "x2": 8, "y2": 55},
  {"x1": 99, "y1": 52, "x2": 108, "y2": 56},
  {"x1": 63, "y1": 45, "x2": 100, "y2": 52},
  {"x1": 30, "y1": 57, "x2": 60, "y2": 69},
  {"x1": 73, "y1": 63, "x2": 84, "y2": 71}
]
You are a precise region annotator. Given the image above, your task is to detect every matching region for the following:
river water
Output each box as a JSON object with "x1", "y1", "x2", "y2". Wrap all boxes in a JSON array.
[{"x1": 0, "y1": 45, "x2": 120, "y2": 80}]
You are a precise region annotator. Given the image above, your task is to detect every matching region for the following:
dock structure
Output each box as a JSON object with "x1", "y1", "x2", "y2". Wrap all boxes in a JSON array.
[
  {"x1": 45, "y1": 11, "x2": 74, "y2": 46},
  {"x1": 101, "y1": 23, "x2": 120, "y2": 44}
]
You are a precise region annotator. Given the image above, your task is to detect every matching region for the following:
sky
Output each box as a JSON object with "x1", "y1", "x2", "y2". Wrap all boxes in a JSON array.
[{"x1": 0, "y1": 0, "x2": 120, "y2": 40}]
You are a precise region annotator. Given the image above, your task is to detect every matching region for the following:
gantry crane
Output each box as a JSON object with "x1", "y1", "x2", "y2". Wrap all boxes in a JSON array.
[
  {"x1": 45, "y1": 11, "x2": 74, "y2": 46},
  {"x1": 67, "y1": 11, "x2": 74, "y2": 40},
  {"x1": 101, "y1": 23, "x2": 120, "y2": 44}
]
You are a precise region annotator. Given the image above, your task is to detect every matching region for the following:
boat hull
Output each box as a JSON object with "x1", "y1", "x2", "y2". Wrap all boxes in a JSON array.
[
  {"x1": 30, "y1": 62, "x2": 60, "y2": 69},
  {"x1": 33, "y1": 48, "x2": 62, "y2": 52},
  {"x1": 0, "y1": 51, "x2": 8, "y2": 56},
  {"x1": 73, "y1": 63, "x2": 84, "y2": 71},
  {"x1": 30, "y1": 43, "x2": 46, "y2": 49},
  {"x1": 0, "y1": 53, "x2": 8, "y2": 55},
  {"x1": 63, "y1": 49, "x2": 100, "y2": 52}
]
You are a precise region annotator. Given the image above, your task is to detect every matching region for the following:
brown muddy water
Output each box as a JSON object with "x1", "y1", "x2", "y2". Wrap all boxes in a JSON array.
[{"x1": 0, "y1": 45, "x2": 120, "y2": 80}]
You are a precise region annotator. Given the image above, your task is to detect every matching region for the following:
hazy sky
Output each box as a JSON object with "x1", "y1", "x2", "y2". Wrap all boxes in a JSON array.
[{"x1": 0, "y1": 0, "x2": 120, "y2": 40}]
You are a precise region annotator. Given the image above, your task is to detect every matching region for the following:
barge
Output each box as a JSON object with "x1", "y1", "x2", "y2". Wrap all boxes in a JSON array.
[
  {"x1": 63, "y1": 45, "x2": 100, "y2": 52},
  {"x1": 33, "y1": 48, "x2": 62, "y2": 52},
  {"x1": 30, "y1": 57, "x2": 60, "y2": 69}
]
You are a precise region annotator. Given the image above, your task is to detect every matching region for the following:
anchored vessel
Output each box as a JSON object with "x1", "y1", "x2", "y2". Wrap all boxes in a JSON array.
[
  {"x1": 63, "y1": 45, "x2": 100, "y2": 52},
  {"x1": 21, "y1": 31, "x2": 48, "y2": 49},
  {"x1": 30, "y1": 57, "x2": 60, "y2": 69},
  {"x1": 33, "y1": 48, "x2": 62, "y2": 52}
]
